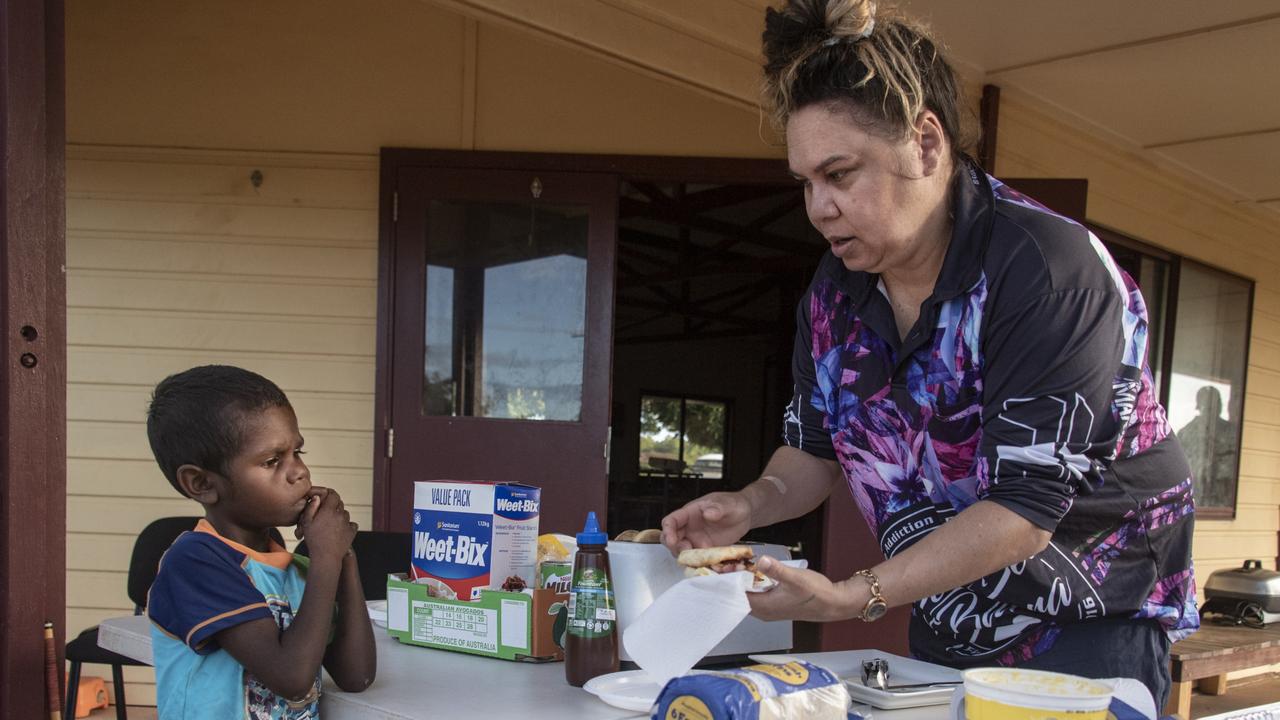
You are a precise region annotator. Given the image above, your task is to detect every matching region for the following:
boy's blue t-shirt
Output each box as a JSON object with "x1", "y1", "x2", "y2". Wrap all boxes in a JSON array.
[{"x1": 148, "y1": 520, "x2": 321, "y2": 719}]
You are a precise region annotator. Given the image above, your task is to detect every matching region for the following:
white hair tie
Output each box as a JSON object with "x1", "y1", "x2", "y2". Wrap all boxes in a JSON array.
[
  {"x1": 818, "y1": 13, "x2": 875, "y2": 47},
  {"x1": 861, "y1": 15, "x2": 876, "y2": 39}
]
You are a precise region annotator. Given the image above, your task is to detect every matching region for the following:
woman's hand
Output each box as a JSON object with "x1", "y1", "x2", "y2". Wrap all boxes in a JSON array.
[
  {"x1": 747, "y1": 556, "x2": 863, "y2": 623},
  {"x1": 299, "y1": 487, "x2": 357, "y2": 563},
  {"x1": 660, "y1": 491, "x2": 753, "y2": 555}
]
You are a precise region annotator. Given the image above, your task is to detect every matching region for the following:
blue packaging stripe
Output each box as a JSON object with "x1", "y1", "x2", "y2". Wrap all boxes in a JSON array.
[
  {"x1": 410, "y1": 509, "x2": 493, "y2": 581},
  {"x1": 494, "y1": 486, "x2": 540, "y2": 521},
  {"x1": 651, "y1": 661, "x2": 842, "y2": 719}
]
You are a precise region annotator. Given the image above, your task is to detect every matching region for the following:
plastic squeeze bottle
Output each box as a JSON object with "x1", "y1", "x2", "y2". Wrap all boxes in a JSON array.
[{"x1": 565, "y1": 511, "x2": 619, "y2": 686}]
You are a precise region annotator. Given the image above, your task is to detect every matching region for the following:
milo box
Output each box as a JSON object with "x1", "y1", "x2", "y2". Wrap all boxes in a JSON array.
[
  {"x1": 410, "y1": 481, "x2": 540, "y2": 601},
  {"x1": 539, "y1": 561, "x2": 573, "y2": 595}
]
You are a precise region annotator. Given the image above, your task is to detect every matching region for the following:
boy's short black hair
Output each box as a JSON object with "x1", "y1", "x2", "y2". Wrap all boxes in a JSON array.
[{"x1": 146, "y1": 365, "x2": 292, "y2": 496}]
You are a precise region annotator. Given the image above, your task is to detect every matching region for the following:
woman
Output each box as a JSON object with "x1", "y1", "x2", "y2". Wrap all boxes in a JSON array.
[{"x1": 661, "y1": 0, "x2": 1197, "y2": 706}]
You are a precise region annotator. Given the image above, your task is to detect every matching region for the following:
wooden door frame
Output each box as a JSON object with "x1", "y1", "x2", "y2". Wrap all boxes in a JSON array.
[
  {"x1": 373, "y1": 148, "x2": 794, "y2": 529},
  {"x1": 1, "y1": 0, "x2": 67, "y2": 716}
]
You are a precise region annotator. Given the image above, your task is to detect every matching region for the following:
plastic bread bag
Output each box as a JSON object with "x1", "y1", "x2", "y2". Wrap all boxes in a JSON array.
[{"x1": 650, "y1": 660, "x2": 850, "y2": 719}]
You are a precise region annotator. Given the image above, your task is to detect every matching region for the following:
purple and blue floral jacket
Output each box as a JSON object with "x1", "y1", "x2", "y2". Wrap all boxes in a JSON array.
[{"x1": 784, "y1": 162, "x2": 1199, "y2": 666}]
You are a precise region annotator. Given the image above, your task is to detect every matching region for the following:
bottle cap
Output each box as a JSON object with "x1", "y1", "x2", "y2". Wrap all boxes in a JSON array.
[{"x1": 576, "y1": 511, "x2": 607, "y2": 546}]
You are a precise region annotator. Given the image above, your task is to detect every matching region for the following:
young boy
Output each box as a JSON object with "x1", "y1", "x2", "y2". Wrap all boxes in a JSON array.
[{"x1": 145, "y1": 365, "x2": 375, "y2": 718}]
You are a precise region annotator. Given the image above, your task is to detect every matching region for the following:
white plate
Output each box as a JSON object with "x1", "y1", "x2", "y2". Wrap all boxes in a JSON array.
[
  {"x1": 749, "y1": 650, "x2": 960, "y2": 710},
  {"x1": 582, "y1": 670, "x2": 664, "y2": 713},
  {"x1": 365, "y1": 599, "x2": 387, "y2": 628}
]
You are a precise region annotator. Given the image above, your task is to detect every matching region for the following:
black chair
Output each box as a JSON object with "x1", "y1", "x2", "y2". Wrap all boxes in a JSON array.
[
  {"x1": 66, "y1": 517, "x2": 288, "y2": 719},
  {"x1": 65, "y1": 516, "x2": 199, "y2": 720},
  {"x1": 296, "y1": 530, "x2": 413, "y2": 601}
]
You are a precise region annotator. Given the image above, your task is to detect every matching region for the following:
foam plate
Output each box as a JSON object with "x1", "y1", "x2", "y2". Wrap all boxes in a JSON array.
[{"x1": 582, "y1": 670, "x2": 664, "y2": 712}]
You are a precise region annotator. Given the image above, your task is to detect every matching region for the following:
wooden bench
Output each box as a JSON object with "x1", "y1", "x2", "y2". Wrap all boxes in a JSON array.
[{"x1": 1165, "y1": 623, "x2": 1280, "y2": 719}]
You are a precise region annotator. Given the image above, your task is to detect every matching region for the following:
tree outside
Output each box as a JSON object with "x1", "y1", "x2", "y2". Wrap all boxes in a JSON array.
[{"x1": 638, "y1": 395, "x2": 726, "y2": 474}]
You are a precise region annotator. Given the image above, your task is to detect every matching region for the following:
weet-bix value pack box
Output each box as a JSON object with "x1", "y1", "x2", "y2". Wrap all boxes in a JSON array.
[{"x1": 409, "y1": 481, "x2": 540, "y2": 601}]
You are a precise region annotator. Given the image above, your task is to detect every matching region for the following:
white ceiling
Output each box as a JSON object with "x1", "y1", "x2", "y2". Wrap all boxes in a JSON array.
[
  {"x1": 449, "y1": 0, "x2": 1279, "y2": 216},
  {"x1": 895, "y1": 0, "x2": 1280, "y2": 215}
]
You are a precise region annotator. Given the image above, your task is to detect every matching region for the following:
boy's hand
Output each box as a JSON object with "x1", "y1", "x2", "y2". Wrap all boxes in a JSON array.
[
  {"x1": 302, "y1": 488, "x2": 357, "y2": 563},
  {"x1": 294, "y1": 487, "x2": 331, "y2": 540}
]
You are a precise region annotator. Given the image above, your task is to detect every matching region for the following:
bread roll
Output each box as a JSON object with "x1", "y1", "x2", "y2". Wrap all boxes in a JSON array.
[
  {"x1": 633, "y1": 528, "x2": 662, "y2": 543},
  {"x1": 677, "y1": 545, "x2": 753, "y2": 567}
]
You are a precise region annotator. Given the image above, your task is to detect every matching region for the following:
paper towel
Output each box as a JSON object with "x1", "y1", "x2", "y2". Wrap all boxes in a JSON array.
[
  {"x1": 621, "y1": 560, "x2": 809, "y2": 687},
  {"x1": 622, "y1": 571, "x2": 754, "y2": 687}
]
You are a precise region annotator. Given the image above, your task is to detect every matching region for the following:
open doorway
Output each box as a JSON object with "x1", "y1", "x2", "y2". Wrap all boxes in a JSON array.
[{"x1": 605, "y1": 177, "x2": 829, "y2": 563}]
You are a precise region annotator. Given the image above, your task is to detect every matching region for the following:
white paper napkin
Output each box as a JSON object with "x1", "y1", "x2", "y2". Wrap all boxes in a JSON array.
[
  {"x1": 621, "y1": 559, "x2": 809, "y2": 688},
  {"x1": 622, "y1": 571, "x2": 755, "y2": 687}
]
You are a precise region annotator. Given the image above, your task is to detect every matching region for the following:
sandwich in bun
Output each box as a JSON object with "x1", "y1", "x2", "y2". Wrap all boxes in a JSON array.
[
  {"x1": 614, "y1": 528, "x2": 663, "y2": 543},
  {"x1": 677, "y1": 545, "x2": 774, "y2": 590}
]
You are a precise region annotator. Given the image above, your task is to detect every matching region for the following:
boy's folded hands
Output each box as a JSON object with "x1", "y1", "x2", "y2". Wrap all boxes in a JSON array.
[
  {"x1": 295, "y1": 486, "x2": 358, "y2": 562},
  {"x1": 294, "y1": 487, "x2": 328, "y2": 539}
]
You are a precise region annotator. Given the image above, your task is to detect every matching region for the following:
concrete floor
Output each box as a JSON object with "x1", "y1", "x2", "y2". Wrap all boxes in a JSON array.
[{"x1": 1190, "y1": 672, "x2": 1280, "y2": 719}]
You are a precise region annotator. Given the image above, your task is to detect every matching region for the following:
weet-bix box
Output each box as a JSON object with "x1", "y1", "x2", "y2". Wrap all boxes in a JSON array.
[{"x1": 410, "y1": 481, "x2": 540, "y2": 601}]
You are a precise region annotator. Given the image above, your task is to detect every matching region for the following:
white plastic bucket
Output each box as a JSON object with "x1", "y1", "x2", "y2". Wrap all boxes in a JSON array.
[{"x1": 956, "y1": 668, "x2": 1113, "y2": 720}]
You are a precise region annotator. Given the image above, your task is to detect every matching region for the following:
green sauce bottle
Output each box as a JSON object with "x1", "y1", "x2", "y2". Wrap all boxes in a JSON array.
[{"x1": 565, "y1": 511, "x2": 619, "y2": 686}]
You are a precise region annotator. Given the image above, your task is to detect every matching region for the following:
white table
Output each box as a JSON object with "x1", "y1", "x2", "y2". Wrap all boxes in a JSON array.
[
  {"x1": 100, "y1": 615, "x2": 950, "y2": 719},
  {"x1": 99, "y1": 615, "x2": 153, "y2": 665}
]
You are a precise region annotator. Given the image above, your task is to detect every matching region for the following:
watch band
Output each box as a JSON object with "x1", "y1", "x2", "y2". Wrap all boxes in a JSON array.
[{"x1": 854, "y1": 569, "x2": 886, "y2": 622}]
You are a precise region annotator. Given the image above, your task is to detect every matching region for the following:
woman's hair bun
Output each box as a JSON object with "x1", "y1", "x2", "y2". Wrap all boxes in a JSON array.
[{"x1": 763, "y1": 0, "x2": 875, "y2": 79}]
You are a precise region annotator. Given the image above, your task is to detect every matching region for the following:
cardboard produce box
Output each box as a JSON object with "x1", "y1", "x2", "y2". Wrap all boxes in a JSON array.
[{"x1": 385, "y1": 573, "x2": 568, "y2": 662}]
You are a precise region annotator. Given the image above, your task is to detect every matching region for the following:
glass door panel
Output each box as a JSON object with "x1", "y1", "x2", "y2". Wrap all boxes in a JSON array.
[{"x1": 422, "y1": 200, "x2": 588, "y2": 421}]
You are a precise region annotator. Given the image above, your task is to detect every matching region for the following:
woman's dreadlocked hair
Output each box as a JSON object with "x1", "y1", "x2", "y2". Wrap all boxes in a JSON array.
[{"x1": 762, "y1": 0, "x2": 974, "y2": 159}]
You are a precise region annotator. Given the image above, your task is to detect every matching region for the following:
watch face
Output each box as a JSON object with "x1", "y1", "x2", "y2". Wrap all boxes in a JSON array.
[{"x1": 865, "y1": 599, "x2": 888, "y2": 622}]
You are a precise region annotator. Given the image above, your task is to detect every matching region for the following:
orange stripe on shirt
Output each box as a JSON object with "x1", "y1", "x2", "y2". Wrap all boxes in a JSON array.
[
  {"x1": 194, "y1": 518, "x2": 294, "y2": 570},
  {"x1": 184, "y1": 603, "x2": 270, "y2": 646}
]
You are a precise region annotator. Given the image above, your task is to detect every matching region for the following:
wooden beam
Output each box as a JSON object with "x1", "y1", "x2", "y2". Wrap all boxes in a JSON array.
[
  {"x1": 0, "y1": 0, "x2": 67, "y2": 717},
  {"x1": 626, "y1": 181, "x2": 671, "y2": 206},
  {"x1": 698, "y1": 275, "x2": 782, "y2": 311},
  {"x1": 1197, "y1": 674, "x2": 1228, "y2": 695},
  {"x1": 616, "y1": 327, "x2": 776, "y2": 345},
  {"x1": 1164, "y1": 681, "x2": 1191, "y2": 720},
  {"x1": 679, "y1": 184, "x2": 795, "y2": 213},
  {"x1": 979, "y1": 84, "x2": 1000, "y2": 175},
  {"x1": 688, "y1": 194, "x2": 804, "y2": 264},
  {"x1": 621, "y1": 297, "x2": 765, "y2": 331},
  {"x1": 619, "y1": 196, "x2": 811, "y2": 255},
  {"x1": 618, "y1": 253, "x2": 817, "y2": 288},
  {"x1": 617, "y1": 238, "x2": 680, "y2": 270}
]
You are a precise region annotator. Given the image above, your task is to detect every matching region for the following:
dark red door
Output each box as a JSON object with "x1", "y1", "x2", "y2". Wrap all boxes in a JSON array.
[{"x1": 384, "y1": 166, "x2": 617, "y2": 536}]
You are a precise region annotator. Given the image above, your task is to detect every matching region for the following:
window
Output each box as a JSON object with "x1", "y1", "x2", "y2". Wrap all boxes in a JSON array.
[
  {"x1": 422, "y1": 199, "x2": 589, "y2": 421},
  {"x1": 1097, "y1": 227, "x2": 1253, "y2": 518},
  {"x1": 1167, "y1": 261, "x2": 1253, "y2": 517},
  {"x1": 638, "y1": 395, "x2": 728, "y2": 479}
]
